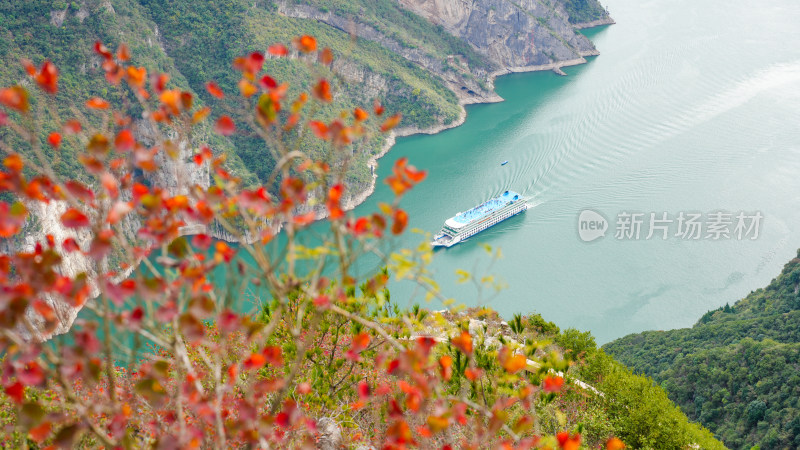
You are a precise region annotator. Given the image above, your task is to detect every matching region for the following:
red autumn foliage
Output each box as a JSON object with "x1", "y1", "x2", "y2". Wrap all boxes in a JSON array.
[{"x1": 0, "y1": 38, "x2": 625, "y2": 450}]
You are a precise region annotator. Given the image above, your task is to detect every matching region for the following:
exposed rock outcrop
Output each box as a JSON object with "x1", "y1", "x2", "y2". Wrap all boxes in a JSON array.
[{"x1": 397, "y1": 0, "x2": 607, "y2": 69}]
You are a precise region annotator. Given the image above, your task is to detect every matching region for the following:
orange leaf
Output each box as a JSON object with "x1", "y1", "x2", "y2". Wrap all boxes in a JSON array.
[
  {"x1": 268, "y1": 44, "x2": 289, "y2": 57},
  {"x1": 380, "y1": 113, "x2": 402, "y2": 132},
  {"x1": 243, "y1": 353, "x2": 266, "y2": 370},
  {"x1": 426, "y1": 415, "x2": 449, "y2": 433},
  {"x1": 47, "y1": 132, "x2": 62, "y2": 148},
  {"x1": 319, "y1": 47, "x2": 334, "y2": 65},
  {"x1": 114, "y1": 129, "x2": 135, "y2": 151},
  {"x1": 192, "y1": 106, "x2": 211, "y2": 124},
  {"x1": 86, "y1": 97, "x2": 110, "y2": 110},
  {"x1": 353, "y1": 107, "x2": 369, "y2": 122},
  {"x1": 0, "y1": 202, "x2": 27, "y2": 237},
  {"x1": 238, "y1": 79, "x2": 257, "y2": 98},
  {"x1": 502, "y1": 353, "x2": 527, "y2": 374},
  {"x1": 606, "y1": 437, "x2": 626, "y2": 450},
  {"x1": 543, "y1": 375, "x2": 565, "y2": 392},
  {"x1": 29, "y1": 421, "x2": 51, "y2": 443},
  {"x1": 33, "y1": 61, "x2": 59, "y2": 94},
  {"x1": 63, "y1": 119, "x2": 82, "y2": 134},
  {"x1": 451, "y1": 331, "x2": 473, "y2": 354},
  {"x1": 352, "y1": 332, "x2": 370, "y2": 351},
  {"x1": 4, "y1": 382, "x2": 23, "y2": 404},
  {"x1": 391, "y1": 208, "x2": 408, "y2": 235},
  {"x1": 294, "y1": 35, "x2": 317, "y2": 53},
  {"x1": 262, "y1": 346, "x2": 284, "y2": 366},
  {"x1": 117, "y1": 43, "x2": 131, "y2": 61},
  {"x1": 0, "y1": 86, "x2": 29, "y2": 112},
  {"x1": 439, "y1": 355, "x2": 453, "y2": 381},
  {"x1": 557, "y1": 432, "x2": 581, "y2": 450},
  {"x1": 373, "y1": 99, "x2": 385, "y2": 116},
  {"x1": 94, "y1": 41, "x2": 112, "y2": 59},
  {"x1": 4, "y1": 153, "x2": 23, "y2": 172},
  {"x1": 312, "y1": 79, "x2": 332, "y2": 103},
  {"x1": 215, "y1": 116, "x2": 235, "y2": 136},
  {"x1": 206, "y1": 81, "x2": 225, "y2": 99},
  {"x1": 61, "y1": 208, "x2": 90, "y2": 228},
  {"x1": 126, "y1": 66, "x2": 147, "y2": 87},
  {"x1": 309, "y1": 121, "x2": 329, "y2": 140}
]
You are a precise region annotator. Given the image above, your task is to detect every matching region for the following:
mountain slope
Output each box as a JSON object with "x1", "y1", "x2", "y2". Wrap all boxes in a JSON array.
[{"x1": 605, "y1": 251, "x2": 800, "y2": 449}]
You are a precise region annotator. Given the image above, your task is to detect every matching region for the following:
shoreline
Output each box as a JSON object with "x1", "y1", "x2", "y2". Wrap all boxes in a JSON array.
[
  {"x1": 335, "y1": 22, "x2": 612, "y2": 217},
  {"x1": 196, "y1": 17, "x2": 615, "y2": 237}
]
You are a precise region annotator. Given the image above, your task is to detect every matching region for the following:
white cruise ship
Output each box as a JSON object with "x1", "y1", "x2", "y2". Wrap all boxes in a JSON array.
[{"x1": 431, "y1": 190, "x2": 528, "y2": 248}]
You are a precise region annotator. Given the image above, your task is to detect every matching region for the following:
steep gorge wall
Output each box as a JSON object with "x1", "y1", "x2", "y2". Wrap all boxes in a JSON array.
[{"x1": 396, "y1": 0, "x2": 608, "y2": 68}]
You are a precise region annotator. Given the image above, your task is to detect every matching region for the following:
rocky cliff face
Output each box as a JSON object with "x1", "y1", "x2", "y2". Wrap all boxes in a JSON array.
[{"x1": 397, "y1": 0, "x2": 608, "y2": 70}]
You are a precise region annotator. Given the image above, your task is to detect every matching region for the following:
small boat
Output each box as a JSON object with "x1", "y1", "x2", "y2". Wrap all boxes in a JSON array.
[{"x1": 501, "y1": 160, "x2": 509, "y2": 166}]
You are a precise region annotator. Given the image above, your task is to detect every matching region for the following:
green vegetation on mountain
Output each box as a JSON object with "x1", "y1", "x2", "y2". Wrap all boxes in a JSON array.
[
  {"x1": 539, "y1": 321, "x2": 725, "y2": 449},
  {"x1": 0, "y1": 0, "x2": 609, "y2": 196},
  {"x1": 605, "y1": 251, "x2": 800, "y2": 449},
  {"x1": 562, "y1": 0, "x2": 610, "y2": 24}
]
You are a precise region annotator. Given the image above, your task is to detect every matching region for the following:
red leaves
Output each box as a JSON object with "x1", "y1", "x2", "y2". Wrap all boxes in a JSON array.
[
  {"x1": 262, "y1": 346, "x2": 284, "y2": 366},
  {"x1": 385, "y1": 157, "x2": 427, "y2": 197},
  {"x1": 24, "y1": 60, "x2": 59, "y2": 94},
  {"x1": 215, "y1": 115, "x2": 236, "y2": 136},
  {"x1": 308, "y1": 121, "x2": 329, "y2": 140},
  {"x1": 206, "y1": 81, "x2": 225, "y2": 99},
  {"x1": 60, "y1": 208, "x2": 90, "y2": 228},
  {"x1": 439, "y1": 355, "x2": 453, "y2": 381},
  {"x1": 4, "y1": 153, "x2": 23, "y2": 172},
  {"x1": 114, "y1": 129, "x2": 135, "y2": 151},
  {"x1": 0, "y1": 86, "x2": 29, "y2": 113},
  {"x1": 47, "y1": 132, "x2": 62, "y2": 148},
  {"x1": 347, "y1": 332, "x2": 371, "y2": 361},
  {"x1": 268, "y1": 43, "x2": 289, "y2": 57},
  {"x1": 233, "y1": 52, "x2": 265, "y2": 77},
  {"x1": 86, "y1": 97, "x2": 110, "y2": 110},
  {"x1": 499, "y1": 346, "x2": 528, "y2": 374},
  {"x1": 239, "y1": 79, "x2": 258, "y2": 98},
  {"x1": 29, "y1": 421, "x2": 52, "y2": 443},
  {"x1": 292, "y1": 211, "x2": 315, "y2": 227},
  {"x1": 107, "y1": 201, "x2": 133, "y2": 225},
  {"x1": 312, "y1": 79, "x2": 332, "y2": 103},
  {"x1": 557, "y1": 432, "x2": 581, "y2": 450},
  {"x1": 606, "y1": 437, "x2": 626, "y2": 450},
  {"x1": 543, "y1": 375, "x2": 565, "y2": 392},
  {"x1": 380, "y1": 113, "x2": 402, "y2": 132},
  {"x1": 4, "y1": 382, "x2": 24, "y2": 404},
  {"x1": 243, "y1": 353, "x2": 267, "y2": 370},
  {"x1": 451, "y1": 331, "x2": 473, "y2": 355},
  {"x1": 391, "y1": 209, "x2": 408, "y2": 235},
  {"x1": 319, "y1": 47, "x2": 334, "y2": 66},
  {"x1": 326, "y1": 184, "x2": 345, "y2": 220},
  {"x1": 353, "y1": 107, "x2": 369, "y2": 122},
  {"x1": 0, "y1": 202, "x2": 28, "y2": 238},
  {"x1": 126, "y1": 66, "x2": 147, "y2": 88},
  {"x1": 294, "y1": 35, "x2": 317, "y2": 53},
  {"x1": 94, "y1": 41, "x2": 113, "y2": 59}
]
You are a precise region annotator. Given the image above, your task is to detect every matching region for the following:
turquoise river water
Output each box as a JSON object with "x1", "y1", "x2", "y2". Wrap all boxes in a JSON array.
[{"x1": 323, "y1": 0, "x2": 800, "y2": 344}]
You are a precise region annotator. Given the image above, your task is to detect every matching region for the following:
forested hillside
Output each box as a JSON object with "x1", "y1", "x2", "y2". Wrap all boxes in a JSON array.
[
  {"x1": 605, "y1": 251, "x2": 800, "y2": 449},
  {"x1": 0, "y1": 0, "x2": 608, "y2": 198}
]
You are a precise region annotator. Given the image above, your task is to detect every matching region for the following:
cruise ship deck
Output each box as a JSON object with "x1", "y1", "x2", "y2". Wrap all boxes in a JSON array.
[{"x1": 446, "y1": 191, "x2": 521, "y2": 229}]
